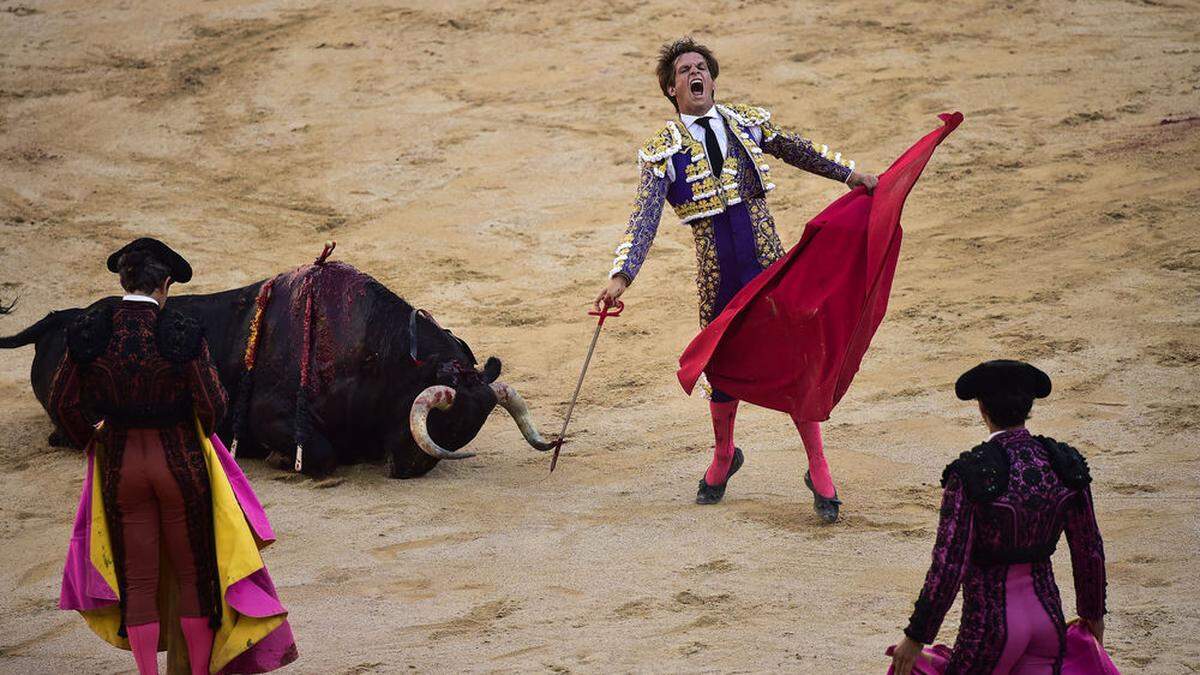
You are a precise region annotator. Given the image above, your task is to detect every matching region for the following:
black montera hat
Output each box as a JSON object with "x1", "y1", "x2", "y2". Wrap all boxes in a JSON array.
[
  {"x1": 955, "y1": 360, "x2": 1052, "y2": 401},
  {"x1": 106, "y1": 238, "x2": 192, "y2": 284}
]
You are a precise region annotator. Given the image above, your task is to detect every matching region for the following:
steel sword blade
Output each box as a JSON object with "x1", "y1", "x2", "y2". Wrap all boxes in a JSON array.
[{"x1": 549, "y1": 300, "x2": 623, "y2": 471}]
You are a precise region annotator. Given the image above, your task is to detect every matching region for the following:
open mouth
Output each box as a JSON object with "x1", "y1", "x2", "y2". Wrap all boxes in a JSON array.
[{"x1": 689, "y1": 78, "x2": 704, "y2": 96}]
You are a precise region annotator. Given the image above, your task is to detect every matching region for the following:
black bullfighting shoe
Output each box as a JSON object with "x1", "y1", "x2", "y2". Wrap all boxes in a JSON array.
[
  {"x1": 805, "y1": 471, "x2": 842, "y2": 524},
  {"x1": 695, "y1": 447, "x2": 745, "y2": 505}
]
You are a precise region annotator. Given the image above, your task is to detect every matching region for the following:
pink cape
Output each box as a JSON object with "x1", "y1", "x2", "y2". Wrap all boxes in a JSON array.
[
  {"x1": 678, "y1": 112, "x2": 963, "y2": 419},
  {"x1": 59, "y1": 434, "x2": 297, "y2": 674},
  {"x1": 884, "y1": 624, "x2": 1121, "y2": 673}
]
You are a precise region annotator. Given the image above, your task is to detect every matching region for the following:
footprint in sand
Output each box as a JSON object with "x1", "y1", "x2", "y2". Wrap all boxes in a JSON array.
[
  {"x1": 18, "y1": 559, "x2": 63, "y2": 586},
  {"x1": 843, "y1": 514, "x2": 932, "y2": 540},
  {"x1": 372, "y1": 577, "x2": 436, "y2": 601},
  {"x1": 427, "y1": 599, "x2": 520, "y2": 640},
  {"x1": 996, "y1": 332, "x2": 1089, "y2": 359},
  {"x1": 1159, "y1": 248, "x2": 1200, "y2": 273},
  {"x1": 371, "y1": 531, "x2": 481, "y2": 560},
  {"x1": 0, "y1": 620, "x2": 76, "y2": 657},
  {"x1": 1144, "y1": 403, "x2": 1200, "y2": 432},
  {"x1": 317, "y1": 567, "x2": 353, "y2": 584},
  {"x1": 614, "y1": 599, "x2": 654, "y2": 619},
  {"x1": 672, "y1": 590, "x2": 731, "y2": 608},
  {"x1": 1059, "y1": 111, "x2": 1114, "y2": 126},
  {"x1": 1108, "y1": 483, "x2": 1161, "y2": 495},
  {"x1": 684, "y1": 558, "x2": 737, "y2": 575},
  {"x1": 1146, "y1": 339, "x2": 1200, "y2": 367}
]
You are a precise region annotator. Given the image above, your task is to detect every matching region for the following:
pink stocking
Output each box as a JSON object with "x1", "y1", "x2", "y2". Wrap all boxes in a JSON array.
[
  {"x1": 704, "y1": 400, "x2": 739, "y2": 485},
  {"x1": 180, "y1": 616, "x2": 214, "y2": 675},
  {"x1": 127, "y1": 622, "x2": 160, "y2": 675},
  {"x1": 793, "y1": 417, "x2": 836, "y2": 498}
]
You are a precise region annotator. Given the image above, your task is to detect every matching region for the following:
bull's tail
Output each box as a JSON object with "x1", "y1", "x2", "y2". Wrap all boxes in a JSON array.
[{"x1": 0, "y1": 311, "x2": 65, "y2": 349}]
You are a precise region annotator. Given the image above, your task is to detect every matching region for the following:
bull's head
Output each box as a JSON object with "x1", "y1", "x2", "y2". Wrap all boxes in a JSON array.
[{"x1": 407, "y1": 343, "x2": 554, "y2": 462}]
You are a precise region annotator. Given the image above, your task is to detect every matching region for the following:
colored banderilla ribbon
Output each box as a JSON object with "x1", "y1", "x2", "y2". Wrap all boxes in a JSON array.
[{"x1": 549, "y1": 300, "x2": 624, "y2": 472}]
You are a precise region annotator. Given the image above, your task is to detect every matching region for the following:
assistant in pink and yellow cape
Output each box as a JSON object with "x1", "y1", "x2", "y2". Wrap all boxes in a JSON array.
[
  {"x1": 51, "y1": 238, "x2": 296, "y2": 674},
  {"x1": 60, "y1": 429, "x2": 298, "y2": 674}
]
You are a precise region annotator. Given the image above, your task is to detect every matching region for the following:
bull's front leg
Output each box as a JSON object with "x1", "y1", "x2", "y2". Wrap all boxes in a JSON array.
[
  {"x1": 386, "y1": 429, "x2": 440, "y2": 480},
  {"x1": 295, "y1": 429, "x2": 338, "y2": 477},
  {"x1": 47, "y1": 427, "x2": 73, "y2": 448}
]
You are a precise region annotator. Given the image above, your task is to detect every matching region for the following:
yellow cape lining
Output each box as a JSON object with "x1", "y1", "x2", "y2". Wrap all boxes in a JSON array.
[{"x1": 81, "y1": 418, "x2": 284, "y2": 673}]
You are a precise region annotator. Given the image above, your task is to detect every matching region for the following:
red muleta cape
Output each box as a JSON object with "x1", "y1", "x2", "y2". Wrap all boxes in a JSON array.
[{"x1": 678, "y1": 112, "x2": 963, "y2": 420}]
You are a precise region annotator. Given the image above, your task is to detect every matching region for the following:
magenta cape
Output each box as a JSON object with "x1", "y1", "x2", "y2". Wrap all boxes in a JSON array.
[
  {"x1": 678, "y1": 112, "x2": 963, "y2": 419},
  {"x1": 59, "y1": 432, "x2": 298, "y2": 674},
  {"x1": 884, "y1": 624, "x2": 1121, "y2": 674}
]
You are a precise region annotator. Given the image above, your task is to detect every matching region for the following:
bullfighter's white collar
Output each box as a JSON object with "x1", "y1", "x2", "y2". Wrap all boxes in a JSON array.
[{"x1": 679, "y1": 105, "x2": 720, "y2": 130}]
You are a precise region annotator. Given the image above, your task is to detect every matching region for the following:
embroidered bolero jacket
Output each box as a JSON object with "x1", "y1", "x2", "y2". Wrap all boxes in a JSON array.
[{"x1": 607, "y1": 102, "x2": 856, "y2": 284}]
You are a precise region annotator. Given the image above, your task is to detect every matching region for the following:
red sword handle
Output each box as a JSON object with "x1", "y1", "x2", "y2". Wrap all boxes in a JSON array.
[{"x1": 589, "y1": 299, "x2": 625, "y2": 321}]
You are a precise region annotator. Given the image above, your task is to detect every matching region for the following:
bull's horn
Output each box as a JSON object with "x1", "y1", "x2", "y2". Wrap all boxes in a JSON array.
[
  {"x1": 490, "y1": 382, "x2": 555, "y2": 452},
  {"x1": 409, "y1": 385, "x2": 477, "y2": 460}
]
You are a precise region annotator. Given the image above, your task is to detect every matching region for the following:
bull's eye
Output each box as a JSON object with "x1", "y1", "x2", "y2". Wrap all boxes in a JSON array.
[{"x1": 436, "y1": 360, "x2": 482, "y2": 389}]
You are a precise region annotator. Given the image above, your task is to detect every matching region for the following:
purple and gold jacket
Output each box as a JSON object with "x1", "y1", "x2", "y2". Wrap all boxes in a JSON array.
[
  {"x1": 906, "y1": 429, "x2": 1107, "y2": 674},
  {"x1": 608, "y1": 103, "x2": 855, "y2": 325}
]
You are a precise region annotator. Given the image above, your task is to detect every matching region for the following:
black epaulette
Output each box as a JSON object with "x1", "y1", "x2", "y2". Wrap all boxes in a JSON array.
[
  {"x1": 942, "y1": 441, "x2": 1010, "y2": 503},
  {"x1": 1037, "y1": 435, "x2": 1092, "y2": 489},
  {"x1": 66, "y1": 304, "x2": 113, "y2": 364},
  {"x1": 155, "y1": 309, "x2": 204, "y2": 363}
]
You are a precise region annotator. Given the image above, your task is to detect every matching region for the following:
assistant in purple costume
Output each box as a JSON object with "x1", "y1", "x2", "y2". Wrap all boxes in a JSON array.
[{"x1": 890, "y1": 360, "x2": 1109, "y2": 675}]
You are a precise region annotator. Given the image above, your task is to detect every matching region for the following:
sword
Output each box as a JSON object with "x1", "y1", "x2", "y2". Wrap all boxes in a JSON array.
[{"x1": 549, "y1": 300, "x2": 624, "y2": 472}]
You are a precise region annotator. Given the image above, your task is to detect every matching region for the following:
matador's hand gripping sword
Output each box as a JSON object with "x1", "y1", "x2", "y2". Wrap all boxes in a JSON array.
[{"x1": 549, "y1": 300, "x2": 624, "y2": 472}]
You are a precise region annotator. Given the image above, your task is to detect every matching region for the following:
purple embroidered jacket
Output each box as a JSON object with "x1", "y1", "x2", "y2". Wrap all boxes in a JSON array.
[
  {"x1": 906, "y1": 429, "x2": 1107, "y2": 673},
  {"x1": 609, "y1": 103, "x2": 854, "y2": 325}
]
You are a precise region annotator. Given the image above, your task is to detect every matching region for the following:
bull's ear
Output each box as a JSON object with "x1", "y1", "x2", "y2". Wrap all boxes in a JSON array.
[{"x1": 482, "y1": 357, "x2": 502, "y2": 383}]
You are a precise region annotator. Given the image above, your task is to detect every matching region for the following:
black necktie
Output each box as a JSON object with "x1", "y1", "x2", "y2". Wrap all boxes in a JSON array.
[{"x1": 694, "y1": 116, "x2": 724, "y2": 178}]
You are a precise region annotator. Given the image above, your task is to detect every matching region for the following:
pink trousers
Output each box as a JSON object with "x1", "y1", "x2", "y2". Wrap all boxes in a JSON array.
[
  {"x1": 995, "y1": 563, "x2": 1059, "y2": 673},
  {"x1": 886, "y1": 563, "x2": 1119, "y2": 674}
]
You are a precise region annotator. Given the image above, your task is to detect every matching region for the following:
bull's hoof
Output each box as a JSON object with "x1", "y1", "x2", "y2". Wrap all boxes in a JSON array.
[
  {"x1": 804, "y1": 471, "x2": 842, "y2": 524},
  {"x1": 265, "y1": 450, "x2": 292, "y2": 471},
  {"x1": 695, "y1": 447, "x2": 744, "y2": 505},
  {"x1": 47, "y1": 430, "x2": 71, "y2": 447}
]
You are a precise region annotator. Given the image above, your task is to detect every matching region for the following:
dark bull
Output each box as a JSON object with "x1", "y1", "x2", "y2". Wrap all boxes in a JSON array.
[{"x1": 0, "y1": 260, "x2": 553, "y2": 478}]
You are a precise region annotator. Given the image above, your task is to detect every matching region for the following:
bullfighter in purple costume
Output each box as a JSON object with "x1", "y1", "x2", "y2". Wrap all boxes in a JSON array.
[
  {"x1": 889, "y1": 360, "x2": 1108, "y2": 675},
  {"x1": 594, "y1": 37, "x2": 877, "y2": 520}
]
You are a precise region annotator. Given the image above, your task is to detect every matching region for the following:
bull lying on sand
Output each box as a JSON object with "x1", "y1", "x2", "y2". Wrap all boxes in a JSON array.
[{"x1": 0, "y1": 257, "x2": 554, "y2": 478}]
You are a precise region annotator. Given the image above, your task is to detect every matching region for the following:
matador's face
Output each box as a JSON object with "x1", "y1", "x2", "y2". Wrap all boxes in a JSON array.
[{"x1": 668, "y1": 52, "x2": 715, "y2": 115}]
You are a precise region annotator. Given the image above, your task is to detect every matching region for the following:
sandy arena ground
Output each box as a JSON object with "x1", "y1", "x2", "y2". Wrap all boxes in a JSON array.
[{"x1": 1, "y1": 1, "x2": 1198, "y2": 672}]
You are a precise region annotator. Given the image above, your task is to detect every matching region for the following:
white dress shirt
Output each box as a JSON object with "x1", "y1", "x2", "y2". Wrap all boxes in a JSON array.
[
  {"x1": 122, "y1": 294, "x2": 159, "y2": 306},
  {"x1": 680, "y1": 106, "x2": 729, "y2": 158},
  {"x1": 987, "y1": 428, "x2": 1023, "y2": 441},
  {"x1": 667, "y1": 105, "x2": 766, "y2": 182}
]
